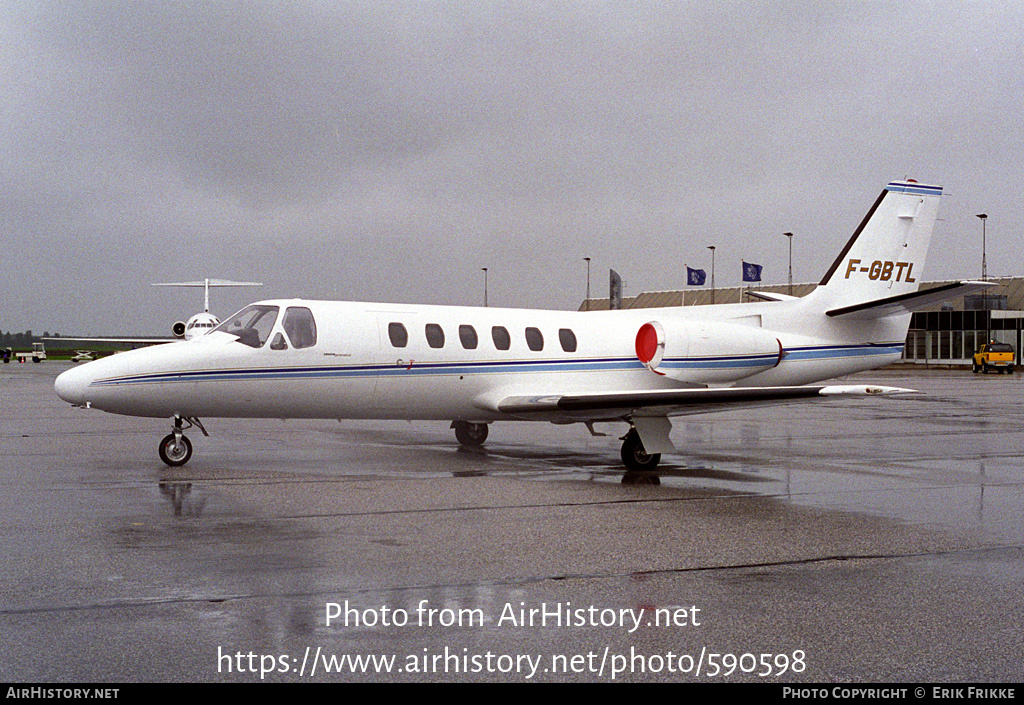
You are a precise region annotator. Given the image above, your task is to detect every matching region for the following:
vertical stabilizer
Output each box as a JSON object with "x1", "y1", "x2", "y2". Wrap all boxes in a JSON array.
[{"x1": 814, "y1": 181, "x2": 942, "y2": 309}]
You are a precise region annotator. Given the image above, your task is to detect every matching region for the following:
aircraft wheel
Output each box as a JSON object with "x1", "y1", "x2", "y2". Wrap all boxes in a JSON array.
[
  {"x1": 453, "y1": 421, "x2": 489, "y2": 446},
  {"x1": 620, "y1": 430, "x2": 660, "y2": 472},
  {"x1": 159, "y1": 433, "x2": 193, "y2": 467}
]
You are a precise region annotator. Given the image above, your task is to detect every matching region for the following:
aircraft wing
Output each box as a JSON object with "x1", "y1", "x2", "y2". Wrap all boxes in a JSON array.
[
  {"x1": 826, "y1": 281, "x2": 995, "y2": 319},
  {"x1": 484, "y1": 384, "x2": 914, "y2": 455},
  {"x1": 45, "y1": 336, "x2": 176, "y2": 345},
  {"x1": 485, "y1": 384, "x2": 914, "y2": 422}
]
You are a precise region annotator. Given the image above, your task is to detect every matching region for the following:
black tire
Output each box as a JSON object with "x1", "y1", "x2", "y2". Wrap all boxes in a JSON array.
[
  {"x1": 453, "y1": 421, "x2": 488, "y2": 446},
  {"x1": 620, "y1": 430, "x2": 661, "y2": 472},
  {"x1": 159, "y1": 433, "x2": 193, "y2": 467}
]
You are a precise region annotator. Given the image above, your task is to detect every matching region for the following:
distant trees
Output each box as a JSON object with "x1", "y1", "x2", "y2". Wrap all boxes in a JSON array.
[{"x1": 1, "y1": 330, "x2": 53, "y2": 349}]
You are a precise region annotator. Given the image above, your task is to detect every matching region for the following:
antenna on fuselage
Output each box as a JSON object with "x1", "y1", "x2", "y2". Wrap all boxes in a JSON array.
[{"x1": 151, "y1": 279, "x2": 263, "y2": 312}]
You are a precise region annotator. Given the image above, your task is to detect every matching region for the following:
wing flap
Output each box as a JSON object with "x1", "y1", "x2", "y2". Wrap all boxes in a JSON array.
[{"x1": 489, "y1": 384, "x2": 914, "y2": 421}]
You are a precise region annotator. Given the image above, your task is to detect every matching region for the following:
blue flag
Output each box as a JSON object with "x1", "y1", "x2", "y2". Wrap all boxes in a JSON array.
[
  {"x1": 686, "y1": 267, "x2": 706, "y2": 286},
  {"x1": 742, "y1": 261, "x2": 762, "y2": 282}
]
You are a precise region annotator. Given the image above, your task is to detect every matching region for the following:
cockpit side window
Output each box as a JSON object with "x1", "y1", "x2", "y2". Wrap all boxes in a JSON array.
[
  {"x1": 213, "y1": 305, "x2": 280, "y2": 348},
  {"x1": 269, "y1": 332, "x2": 289, "y2": 350},
  {"x1": 283, "y1": 307, "x2": 317, "y2": 349}
]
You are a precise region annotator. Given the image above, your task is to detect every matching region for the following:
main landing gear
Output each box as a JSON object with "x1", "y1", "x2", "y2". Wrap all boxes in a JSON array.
[
  {"x1": 158, "y1": 416, "x2": 207, "y2": 467},
  {"x1": 620, "y1": 428, "x2": 660, "y2": 471},
  {"x1": 452, "y1": 420, "x2": 489, "y2": 447},
  {"x1": 620, "y1": 428, "x2": 661, "y2": 483}
]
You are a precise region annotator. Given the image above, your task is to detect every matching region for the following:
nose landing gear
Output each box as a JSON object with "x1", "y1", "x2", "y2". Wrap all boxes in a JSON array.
[{"x1": 158, "y1": 416, "x2": 207, "y2": 467}]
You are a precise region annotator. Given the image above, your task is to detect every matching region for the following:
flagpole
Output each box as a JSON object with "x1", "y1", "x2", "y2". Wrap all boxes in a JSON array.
[
  {"x1": 784, "y1": 232, "x2": 793, "y2": 296},
  {"x1": 707, "y1": 246, "x2": 716, "y2": 304}
]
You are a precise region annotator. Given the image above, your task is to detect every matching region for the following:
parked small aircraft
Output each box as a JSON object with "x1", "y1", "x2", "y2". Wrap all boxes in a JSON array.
[
  {"x1": 55, "y1": 181, "x2": 991, "y2": 473},
  {"x1": 154, "y1": 279, "x2": 263, "y2": 340},
  {"x1": 47, "y1": 279, "x2": 262, "y2": 346}
]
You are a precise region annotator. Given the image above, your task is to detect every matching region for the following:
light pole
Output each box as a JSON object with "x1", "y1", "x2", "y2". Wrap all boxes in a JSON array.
[
  {"x1": 784, "y1": 232, "x2": 793, "y2": 295},
  {"x1": 976, "y1": 214, "x2": 988, "y2": 280},
  {"x1": 976, "y1": 213, "x2": 990, "y2": 345},
  {"x1": 482, "y1": 267, "x2": 488, "y2": 307},
  {"x1": 707, "y1": 246, "x2": 716, "y2": 304},
  {"x1": 583, "y1": 257, "x2": 591, "y2": 311}
]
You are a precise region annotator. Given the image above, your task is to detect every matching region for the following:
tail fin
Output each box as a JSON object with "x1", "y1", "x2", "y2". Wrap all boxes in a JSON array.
[{"x1": 814, "y1": 180, "x2": 942, "y2": 310}]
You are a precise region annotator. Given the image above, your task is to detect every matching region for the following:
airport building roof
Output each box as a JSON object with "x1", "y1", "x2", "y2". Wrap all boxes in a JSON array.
[{"x1": 580, "y1": 276, "x2": 1024, "y2": 313}]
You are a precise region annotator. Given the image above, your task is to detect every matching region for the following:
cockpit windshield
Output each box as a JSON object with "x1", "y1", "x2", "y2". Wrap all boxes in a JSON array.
[{"x1": 213, "y1": 305, "x2": 280, "y2": 348}]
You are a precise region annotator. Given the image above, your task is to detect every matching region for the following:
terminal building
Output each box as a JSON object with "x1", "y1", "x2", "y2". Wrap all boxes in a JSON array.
[{"x1": 581, "y1": 276, "x2": 1024, "y2": 367}]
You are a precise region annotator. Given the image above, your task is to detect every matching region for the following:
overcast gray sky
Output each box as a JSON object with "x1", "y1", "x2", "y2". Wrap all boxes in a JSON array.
[{"x1": 3, "y1": 1, "x2": 1022, "y2": 336}]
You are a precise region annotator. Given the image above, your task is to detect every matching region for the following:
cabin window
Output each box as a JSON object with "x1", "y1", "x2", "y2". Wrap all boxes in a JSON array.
[
  {"x1": 425, "y1": 323, "x2": 445, "y2": 348},
  {"x1": 283, "y1": 307, "x2": 317, "y2": 349},
  {"x1": 459, "y1": 325, "x2": 478, "y2": 349},
  {"x1": 559, "y1": 328, "x2": 577, "y2": 353},
  {"x1": 388, "y1": 322, "x2": 408, "y2": 348},
  {"x1": 492, "y1": 326, "x2": 511, "y2": 351},
  {"x1": 214, "y1": 304, "x2": 279, "y2": 348},
  {"x1": 525, "y1": 327, "x2": 544, "y2": 351}
]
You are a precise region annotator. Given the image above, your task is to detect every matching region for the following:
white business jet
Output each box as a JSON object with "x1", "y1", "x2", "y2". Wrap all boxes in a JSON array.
[
  {"x1": 55, "y1": 180, "x2": 991, "y2": 473},
  {"x1": 154, "y1": 279, "x2": 263, "y2": 340},
  {"x1": 48, "y1": 279, "x2": 263, "y2": 346}
]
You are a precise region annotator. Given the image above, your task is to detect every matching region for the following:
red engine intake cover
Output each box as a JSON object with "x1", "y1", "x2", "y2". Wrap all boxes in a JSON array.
[{"x1": 635, "y1": 322, "x2": 660, "y2": 364}]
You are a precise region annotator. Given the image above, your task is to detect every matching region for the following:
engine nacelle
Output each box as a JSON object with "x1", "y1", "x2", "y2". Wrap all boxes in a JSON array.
[
  {"x1": 635, "y1": 319, "x2": 783, "y2": 383},
  {"x1": 172, "y1": 321, "x2": 187, "y2": 338}
]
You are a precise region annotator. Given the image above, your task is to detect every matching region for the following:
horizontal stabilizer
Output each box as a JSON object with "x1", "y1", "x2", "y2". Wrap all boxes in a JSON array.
[
  {"x1": 488, "y1": 384, "x2": 914, "y2": 422},
  {"x1": 826, "y1": 281, "x2": 996, "y2": 318},
  {"x1": 151, "y1": 280, "x2": 263, "y2": 288}
]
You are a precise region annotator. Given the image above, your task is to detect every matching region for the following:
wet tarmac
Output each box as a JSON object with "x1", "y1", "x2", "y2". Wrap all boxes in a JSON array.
[{"x1": 2, "y1": 362, "x2": 1022, "y2": 682}]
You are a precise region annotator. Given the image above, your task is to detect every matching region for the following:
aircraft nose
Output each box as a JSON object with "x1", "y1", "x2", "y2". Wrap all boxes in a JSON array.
[{"x1": 55, "y1": 364, "x2": 92, "y2": 406}]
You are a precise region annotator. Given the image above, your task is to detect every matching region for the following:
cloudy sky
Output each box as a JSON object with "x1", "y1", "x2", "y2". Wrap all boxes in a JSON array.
[{"x1": 3, "y1": 1, "x2": 1022, "y2": 335}]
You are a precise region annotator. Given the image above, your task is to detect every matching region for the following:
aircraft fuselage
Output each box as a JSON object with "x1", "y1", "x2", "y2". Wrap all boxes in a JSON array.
[{"x1": 55, "y1": 296, "x2": 907, "y2": 422}]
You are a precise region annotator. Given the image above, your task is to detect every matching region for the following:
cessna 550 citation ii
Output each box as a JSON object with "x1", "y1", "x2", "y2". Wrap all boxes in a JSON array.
[{"x1": 55, "y1": 180, "x2": 991, "y2": 473}]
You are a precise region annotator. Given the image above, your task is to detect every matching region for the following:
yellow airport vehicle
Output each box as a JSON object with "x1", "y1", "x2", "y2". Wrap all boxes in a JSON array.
[{"x1": 973, "y1": 342, "x2": 1015, "y2": 374}]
